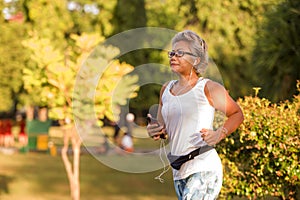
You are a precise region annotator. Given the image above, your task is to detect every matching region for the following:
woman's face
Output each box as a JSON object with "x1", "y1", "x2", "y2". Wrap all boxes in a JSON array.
[{"x1": 169, "y1": 40, "x2": 195, "y2": 76}]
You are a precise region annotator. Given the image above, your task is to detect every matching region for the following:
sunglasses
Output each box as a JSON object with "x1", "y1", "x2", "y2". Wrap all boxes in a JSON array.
[{"x1": 167, "y1": 50, "x2": 197, "y2": 58}]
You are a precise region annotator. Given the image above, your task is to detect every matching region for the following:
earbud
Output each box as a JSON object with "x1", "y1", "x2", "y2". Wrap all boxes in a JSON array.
[{"x1": 193, "y1": 60, "x2": 197, "y2": 65}]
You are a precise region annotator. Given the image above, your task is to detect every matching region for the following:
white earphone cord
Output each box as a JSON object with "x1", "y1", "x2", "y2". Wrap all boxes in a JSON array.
[{"x1": 154, "y1": 139, "x2": 171, "y2": 183}]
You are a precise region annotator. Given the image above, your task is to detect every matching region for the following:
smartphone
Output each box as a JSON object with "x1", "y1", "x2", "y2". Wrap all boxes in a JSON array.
[
  {"x1": 147, "y1": 116, "x2": 158, "y2": 124},
  {"x1": 146, "y1": 116, "x2": 167, "y2": 139}
]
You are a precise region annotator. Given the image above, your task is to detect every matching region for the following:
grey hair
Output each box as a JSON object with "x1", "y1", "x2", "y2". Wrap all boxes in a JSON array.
[{"x1": 171, "y1": 30, "x2": 208, "y2": 75}]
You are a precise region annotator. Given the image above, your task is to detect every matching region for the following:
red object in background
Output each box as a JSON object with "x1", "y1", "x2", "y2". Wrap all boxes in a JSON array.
[
  {"x1": 4, "y1": 119, "x2": 12, "y2": 135},
  {"x1": 8, "y1": 12, "x2": 24, "y2": 23},
  {"x1": 18, "y1": 119, "x2": 28, "y2": 146},
  {"x1": 0, "y1": 120, "x2": 4, "y2": 136},
  {"x1": 19, "y1": 119, "x2": 26, "y2": 134},
  {"x1": 0, "y1": 120, "x2": 4, "y2": 146},
  {"x1": 0, "y1": 119, "x2": 14, "y2": 147}
]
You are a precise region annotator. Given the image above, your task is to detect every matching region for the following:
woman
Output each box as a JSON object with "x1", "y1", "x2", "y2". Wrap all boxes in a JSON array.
[{"x1": 147, "y1": 30, "x2": 244, "y2": 199}]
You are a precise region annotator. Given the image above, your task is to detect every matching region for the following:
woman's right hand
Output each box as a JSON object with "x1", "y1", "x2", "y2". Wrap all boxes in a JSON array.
[{"x1": 146, "y1": 114, "x2": 165, "y2": 141}]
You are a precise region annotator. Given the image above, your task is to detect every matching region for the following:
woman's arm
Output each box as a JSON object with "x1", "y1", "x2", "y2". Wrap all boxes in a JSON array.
[
  {"x1": 157, "y1": 82, "x2": 168, "y2": 126},
  {"x1": 201, "y1": 80, "x2": 244, "y2": 145},
  {"x1": 147, "y1": 82, "x2": 169, "y2": 140}
]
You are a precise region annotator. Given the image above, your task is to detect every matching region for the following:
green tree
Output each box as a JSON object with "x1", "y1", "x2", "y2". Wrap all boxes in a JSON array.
[
  {"x1": 23, "y1": 0, "x2": 117, "y2": 43},
  {"x1": 252, "y1": 0, "x2": 300, "y2": 102},
  {"x1": 0, "y1": 1, "x2": 30, "y2": 114},
  {"x1": 110, "y1": 0, "x2": 148, "y2": 67},
  {"x1": 109, "y1": 1, "x2": 174, "y2": 119},
  {"x1": 22, "y1": 32, "x2": 138, "y2": 200},
  {"x1": 0, "y1": 23, "x2": 27, "y2": 113},
  {"x1": 129, "y1": 0, "x2": 277, "y2": 119},
  {"x1": 146, "y1": 0, "x2": 180, "y2": 29},
  {"x1": 179, "y1": 0, "x2": 281, "y2": 98},
  {"x1": 146, "y1": 0, "x2": 283, "y2": 99},
  {"x1": 63, "y1": 0, "x2": 117, "y2": 37},
  {"x1": 0, "y1": 0, "x2": 118, "y2": 117},
  {"x1": 111, "y1": 0, "x2": 147, "y2": 34}
]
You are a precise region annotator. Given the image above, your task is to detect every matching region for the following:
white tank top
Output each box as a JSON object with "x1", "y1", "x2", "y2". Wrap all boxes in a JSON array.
[{"x1": 161, "y1": 78, "x2": 222, "y2": 180}]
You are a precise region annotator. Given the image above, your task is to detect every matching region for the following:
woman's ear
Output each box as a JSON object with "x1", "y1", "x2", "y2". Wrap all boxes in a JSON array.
[{"x1": 193, "y1": 58, "x2": 200, "y2": 66}]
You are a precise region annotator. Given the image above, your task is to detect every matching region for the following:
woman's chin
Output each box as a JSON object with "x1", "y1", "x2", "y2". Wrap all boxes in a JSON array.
[{"x1": 170, "y1": 65, "x2": 179, "y2": 72}]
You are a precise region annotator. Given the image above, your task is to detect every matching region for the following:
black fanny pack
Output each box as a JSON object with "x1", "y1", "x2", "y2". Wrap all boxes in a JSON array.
[{"x1": 167, "y1": 145, "x2": 214, "y2": 170}]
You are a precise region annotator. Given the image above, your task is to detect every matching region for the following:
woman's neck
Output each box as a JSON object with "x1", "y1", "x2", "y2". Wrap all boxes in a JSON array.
[
  {"x1": 177, "y1": 73, "x2": 198, "y2": 86},
  {"x1": 171, "y1": 74, "x2": 200, "y2": 96}
]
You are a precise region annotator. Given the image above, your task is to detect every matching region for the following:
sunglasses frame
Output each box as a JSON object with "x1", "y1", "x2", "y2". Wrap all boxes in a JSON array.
[{"x1": 168, "y1": 50, "x2": 197, "y2": 58}]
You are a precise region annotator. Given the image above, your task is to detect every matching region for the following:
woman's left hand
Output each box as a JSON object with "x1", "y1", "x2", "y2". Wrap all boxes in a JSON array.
[{"x1": 200, "y1": 128, "x2": 223, "y2": 146}]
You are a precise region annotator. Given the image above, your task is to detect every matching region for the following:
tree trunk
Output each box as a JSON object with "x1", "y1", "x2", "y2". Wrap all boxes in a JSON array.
[{"x1": 61, "y1": 125, "x2": 81, "y2": 200}]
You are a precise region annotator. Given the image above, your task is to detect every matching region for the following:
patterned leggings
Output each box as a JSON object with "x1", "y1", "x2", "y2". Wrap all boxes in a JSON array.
[{"x1": 174, "y1": 171, "x2": 222, "y2": 200}]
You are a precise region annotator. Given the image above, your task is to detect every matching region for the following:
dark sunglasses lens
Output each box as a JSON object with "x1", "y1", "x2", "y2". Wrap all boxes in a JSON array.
[
  {"x1": 177, "y1": 50, "x2": 184, "y2": 57},
  {"x1": 168, "y1": 51, "x2": 175, "y2": 58}
]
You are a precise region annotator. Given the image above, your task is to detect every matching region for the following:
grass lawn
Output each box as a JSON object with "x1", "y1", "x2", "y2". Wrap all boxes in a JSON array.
[
  {"x1": 0, "y1": 152, "x2": 177, "y2": 200},
  {"x1": 2, "y1": 126, "x2": 285, "y2": 200}
]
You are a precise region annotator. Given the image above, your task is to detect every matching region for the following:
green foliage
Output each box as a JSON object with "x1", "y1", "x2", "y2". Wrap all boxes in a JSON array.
[
  {"x1": 22, "y1": 33, "x2": 69, "y2": 108},
  {"x1": 190, "y1": 0, "x2": 279, "y2": 98},
  {"x1": 146, "y1": 0, "x2": 299, "y2": 102},
  {"x1": 146, "y1": 0, "x2": 180, "y2": 28},
  {"x1": 73, "y1": 48, "x2": 139, "y2": 128},
  {"x1": 217, "y1": 81, "x2": 300, "y2": 199},
  {"x1": 109, "y1": 0, "x2": 148, "y2": 67},
  {"x1": 24, "y1": 0, "x2": 72, "y2": 42},
  {"x1": 22, "y1": 32, "x2": 138, "y2": 128},
  {"x1": 0, "y1": 21, "x2": 30, "y2": 112},
  {"x1": 252, "y1": 0, "x2": 300, "y2": 102},
  {"x1": 111, "y1": 0, "x2": 146, "y2": 33},
  {"x1": 24, "y1": 0, "x2": 117, "y2": 41},
  {"x1": 65, "y1": 0, "x2": 117, "y2": 36},
  {"x1": 146, "y1": 0, "x2": 278, "y2": 98}
]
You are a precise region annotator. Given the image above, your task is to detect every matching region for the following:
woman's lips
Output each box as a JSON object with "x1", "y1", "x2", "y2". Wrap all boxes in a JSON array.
[{"x1": 170, "y1": 62, "x2": 178, "y2": 67}]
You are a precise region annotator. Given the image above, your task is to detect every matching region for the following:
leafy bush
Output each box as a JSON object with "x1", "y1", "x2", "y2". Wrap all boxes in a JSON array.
[{"x1": 218, "y1": 81, "x2": 300, "y2": 199}]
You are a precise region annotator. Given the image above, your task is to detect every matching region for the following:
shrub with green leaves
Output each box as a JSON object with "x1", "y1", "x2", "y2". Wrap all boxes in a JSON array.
[{"x1": 217, "y1": 81, "x2": 300, "y2": 199}]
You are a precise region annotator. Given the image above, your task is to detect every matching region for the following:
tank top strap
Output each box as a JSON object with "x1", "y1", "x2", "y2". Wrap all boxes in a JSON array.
[
  {"x1": 165, "y1": 80, "x2": 176, "y2": 91},
  {"x1": 194, "y1": 77, "x2": 208, "y2": 89}
]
